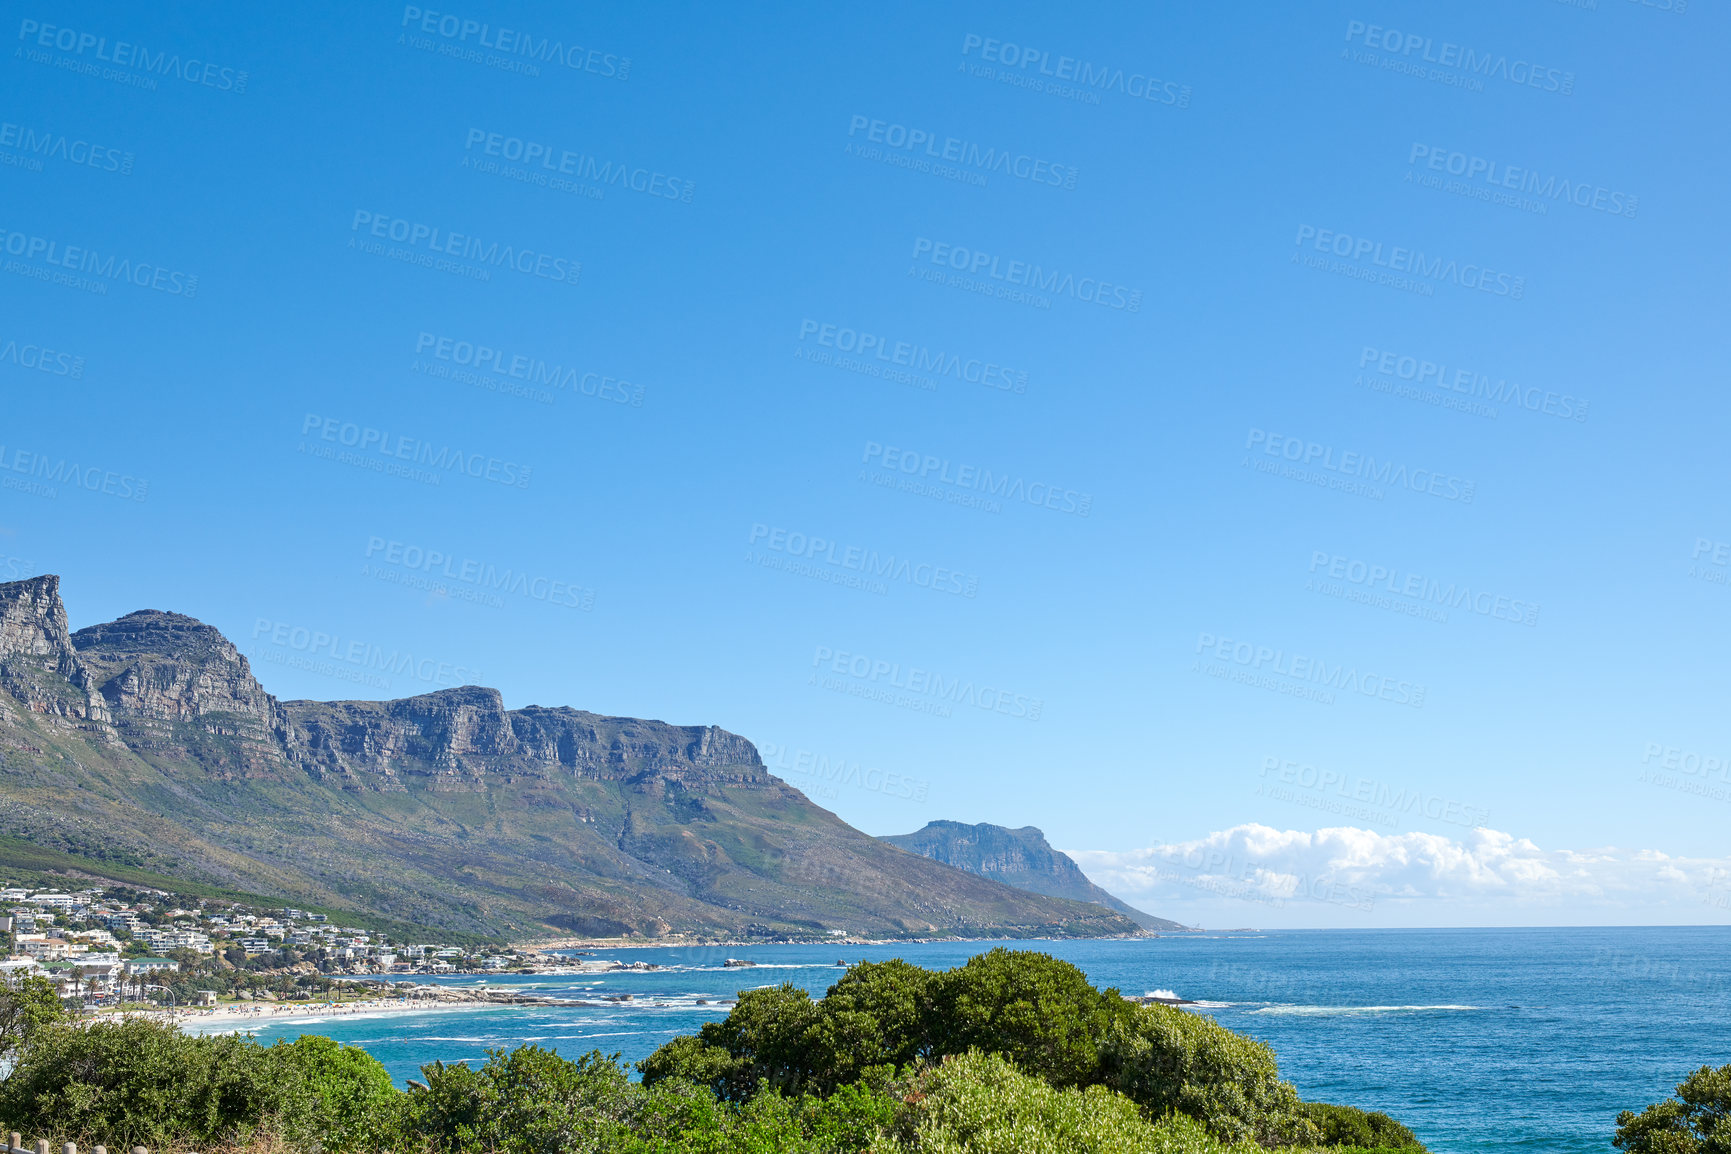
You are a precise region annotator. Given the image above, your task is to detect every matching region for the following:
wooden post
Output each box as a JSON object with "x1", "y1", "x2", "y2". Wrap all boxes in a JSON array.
[
  {"x1": 9, "y1": 1133, "x2": 19, "y2": 1151},
  {"x1": 92, "y1": 1147, "x2": 106, "y2": 1154},
  {"x1": 33, "y1": 1140, "x2": 47, "y2": 1154},
  {"x1": 62, "y1": 1143, "x2": 75, "y2": 1154}
]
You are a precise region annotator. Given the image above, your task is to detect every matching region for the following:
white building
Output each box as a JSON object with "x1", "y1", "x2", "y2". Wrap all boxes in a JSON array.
[{"x1": 29, "y1": 894, "x2": 81, "y2": 912}]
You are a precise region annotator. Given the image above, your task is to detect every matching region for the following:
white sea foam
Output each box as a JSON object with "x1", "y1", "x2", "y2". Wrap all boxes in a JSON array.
[{"x1": 1248, "y1": 1004, "x2": 1481, "y2": 1016}]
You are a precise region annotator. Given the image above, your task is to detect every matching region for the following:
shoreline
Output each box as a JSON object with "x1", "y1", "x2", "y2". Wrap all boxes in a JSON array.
[{"x1": 121, "y1": 996, "x2": 516, "y2": 1034}]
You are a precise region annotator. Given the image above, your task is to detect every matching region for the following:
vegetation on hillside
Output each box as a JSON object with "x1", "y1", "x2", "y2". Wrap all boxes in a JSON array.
[{"x1": 0, "y1": 950, "x2": 1431, "y2": 1153}]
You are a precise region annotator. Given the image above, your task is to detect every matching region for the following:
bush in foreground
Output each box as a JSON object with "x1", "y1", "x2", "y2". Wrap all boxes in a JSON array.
[
  {"x1": 0, "y1": 1018, "x2": 393, "y2": 1152},
  {"x1": 641, "y1": 949, "x2": 1325, "y2": 1145},
  {"x1": 0, "y1": 951, "x2": 1434, "y2": 1152},
  {"x1": 874, "y1": 1049, "x2": 1262, "y2": 1154},
  {"x1": 1615, "y1": 1063, "x2": 1731, "y2": 1154}
]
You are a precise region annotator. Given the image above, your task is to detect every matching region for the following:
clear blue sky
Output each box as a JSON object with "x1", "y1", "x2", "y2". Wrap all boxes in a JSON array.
[{"x1": 4, "y1": 0, "x2": 1726, "y2": 926}]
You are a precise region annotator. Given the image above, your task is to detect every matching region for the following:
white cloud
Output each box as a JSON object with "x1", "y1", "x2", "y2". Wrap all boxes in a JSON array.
[{"x1": 1068, "y1": 825, "x2": 1731, "y2": 926}]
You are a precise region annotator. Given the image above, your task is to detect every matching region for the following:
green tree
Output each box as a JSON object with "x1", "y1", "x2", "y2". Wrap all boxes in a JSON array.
[
  {"x1": 1299, "y1": 1102, "x2": 1424, "y2": 1150},
  {"x1": 0, "y1": 1015, "x2": 396, "y2": 1150},
  {"x1": 931, "y1": 948, "x2": 1119, "y2": 1088},
  {"x1": 403, "y1": 1046, "x2": 646, "y2": 1154},
  {"x1": 873, "y1": 1049, "x2": 1260, "y2": 1154},
  {"x1": 1098, "y1": 1000, "x2": 1317, "y2": 1146},
  {"x1": 0, "y1": 973, "x2": 67, "y2": 1063},
  {"x1": 269, "y1": 1034, "x2": 399, "y2": 1153},
  {"x1": 1616, "y1": 1064, "x2": 1731, "y2": 1154}
]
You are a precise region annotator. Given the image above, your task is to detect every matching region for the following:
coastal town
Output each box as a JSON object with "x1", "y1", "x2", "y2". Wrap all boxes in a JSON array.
[{"x1": 0, "y1": 881, "x2": 562, "y2": 1007}]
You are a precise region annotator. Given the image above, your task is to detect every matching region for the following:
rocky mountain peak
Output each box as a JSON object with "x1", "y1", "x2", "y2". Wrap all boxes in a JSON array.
[
  {"x1": 0, "y1": 574, "x2": 76, "y2": 670},
  {"x1": 72, "y1": 606, "x2": 280, "y2": 728},
  {"x1": 0, "y1": 574, "x2": 110, "y2": 725}
]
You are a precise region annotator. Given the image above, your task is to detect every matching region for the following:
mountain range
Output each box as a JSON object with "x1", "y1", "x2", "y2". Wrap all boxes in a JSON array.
[
  {"x1": 883, "y1": 821, "x2": 1187, "y2": 931},
  {"x1": 0, "y1": 575, "x2": 1146, "y2": 941}
]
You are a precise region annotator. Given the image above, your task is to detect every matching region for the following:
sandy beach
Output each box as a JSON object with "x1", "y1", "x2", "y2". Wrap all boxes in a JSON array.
[{"x1": 117, "y1": 997, "x2": 514, "y2": 1034}]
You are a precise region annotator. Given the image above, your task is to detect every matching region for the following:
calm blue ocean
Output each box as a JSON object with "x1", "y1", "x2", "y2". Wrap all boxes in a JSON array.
[{"x1": 183, "y1": 927, "x2": 1731, "y2": 1154}]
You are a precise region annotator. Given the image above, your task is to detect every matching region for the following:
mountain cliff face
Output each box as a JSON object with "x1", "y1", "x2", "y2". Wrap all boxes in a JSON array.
[
  {"x1": 0, "y1": 576, "x2": 1143, "y2": 942},
  {"x1": 884, "y1": 821, "x2": 1186, "y2": 932}
]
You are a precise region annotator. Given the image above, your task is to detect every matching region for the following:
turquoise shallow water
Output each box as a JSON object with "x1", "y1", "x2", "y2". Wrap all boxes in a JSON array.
[{"x1": 183, "y1": 927, "x2": 1731, "y2": 1154}]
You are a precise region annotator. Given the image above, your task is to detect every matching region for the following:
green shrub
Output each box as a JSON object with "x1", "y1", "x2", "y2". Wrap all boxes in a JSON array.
[
  {"x1": 0, "y1": 1016, "x2": 396, "y2": 1151},
  {"x1": 624, "y1": 1078, "x2": 897, "y2": 1154},
  {"x1": 639, "y1": 949, "x2": 1416, "y2": 1149},
  {"x1": 871, "y1": 1049, "x2": 1262, "y2": 1154},
  {"x1": 0, "y1": 974, "x2": 66, "y2": 1064},
  {"x1": 403, "y1": 1045, "x2": 639, "y2": 1154},
  {"x1": 1299, "y1": 1102, "x2": 1424, "y2": 1150},
  {"x1": 932, "y1": 949, "x2": 1121, "y2": 1089},
  {"x1": 1615, "y1": 1063, "x2": 1731, "y2": 1154},
  {"x1": 0, "y1": 1017, "x2": 299, "y2": 1148},
  {"x1": 270, "y1": 1034, "x2": 403, "y2": 1152},
  {"x1": 1098, "y1": 1002, "x2": 1316, "y2": 1146}
]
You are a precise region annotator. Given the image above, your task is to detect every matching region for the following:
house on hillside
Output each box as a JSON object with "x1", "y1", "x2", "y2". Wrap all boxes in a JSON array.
[{"x1": 124, "y1": 957, "x2": 180, "y2": 975}]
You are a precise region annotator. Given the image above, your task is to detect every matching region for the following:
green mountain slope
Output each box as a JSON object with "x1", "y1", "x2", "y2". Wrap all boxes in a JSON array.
[
  {"x1": 0, "y1": 575, "x2": 1141, "y2": 942},
  {"x1": 884, "y1": 820, "x2": 1187, "y2": 931}
]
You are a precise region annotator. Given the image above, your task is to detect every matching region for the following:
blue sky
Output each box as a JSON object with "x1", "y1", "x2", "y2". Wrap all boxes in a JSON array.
[{"x1": 4, "y1": 0, "x2": 1727, "y2": 927}]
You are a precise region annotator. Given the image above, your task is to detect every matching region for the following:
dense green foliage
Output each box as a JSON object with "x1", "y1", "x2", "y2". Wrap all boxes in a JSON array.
[
  {"x1": 1615, "y1": 1063, "x2": 1731, "y2": 1154},
  {"x1": 0, "y1": 950, "x2": 1435, "y2": 1153},
  {"x1": 0, "y1": 1019, "x2": 394, "y2": 1151},
  {"x1": 400, "y1": 1045, "x2": 896, "y2": 1154},
  {"x1": 0, "y1": 974, "x2": 68, "y2": 1063},
  {"x1": 1297, "y1": 1103, "x2": 1424, "y2": 1151},
  {"x1": 877, "y1": 1049, "x2": 1262, "y2": 1154},
  {"x1": 640, "y1": 948, "x2": 1323, "y2": 1145}
]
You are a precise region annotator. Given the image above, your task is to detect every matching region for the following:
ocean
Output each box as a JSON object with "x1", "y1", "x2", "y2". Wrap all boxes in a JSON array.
[{"x1": 181, "y1": 927, "x2": 1731, "y2": 1154}]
